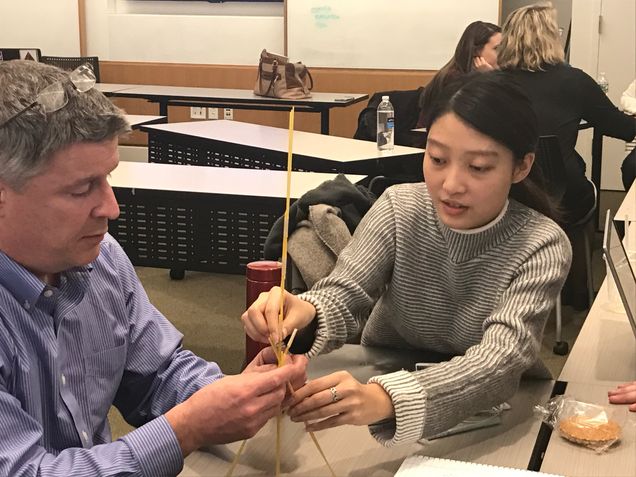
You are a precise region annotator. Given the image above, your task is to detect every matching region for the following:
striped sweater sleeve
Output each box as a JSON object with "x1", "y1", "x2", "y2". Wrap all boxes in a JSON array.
[{"x1": 299, "y1": 191, "x2": 398, "y2": 357}]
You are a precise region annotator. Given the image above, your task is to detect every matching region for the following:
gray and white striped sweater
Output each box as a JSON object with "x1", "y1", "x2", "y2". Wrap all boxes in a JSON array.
[{"x1": 300, "y1": 182, "x2": 571, "y2": 447}]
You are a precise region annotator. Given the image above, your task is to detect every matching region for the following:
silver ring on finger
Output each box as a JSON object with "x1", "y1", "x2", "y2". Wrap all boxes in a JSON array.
[{"x1": 330, "y1": 386, "x2": 339, "y2": 403}]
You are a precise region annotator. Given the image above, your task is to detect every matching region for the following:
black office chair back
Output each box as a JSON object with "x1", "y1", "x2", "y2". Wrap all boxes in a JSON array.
[
  {"x1": 534, "y1": 135, "x2": 568, "y2": 204},
  {"x1": 0, "y1": 48, "x2": 42, "y2": 61},
  {"x1": 354, "y1": 87, "x2": 425, "y2": 148},
  {"x1": 40, "y1": 55, "x2": 100, "y2": 82}
]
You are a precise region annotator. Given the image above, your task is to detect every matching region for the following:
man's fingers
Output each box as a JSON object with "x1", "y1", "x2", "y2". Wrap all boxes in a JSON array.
[{"x1": 247, "y1": 363, "x2": 303, "y2": 397}]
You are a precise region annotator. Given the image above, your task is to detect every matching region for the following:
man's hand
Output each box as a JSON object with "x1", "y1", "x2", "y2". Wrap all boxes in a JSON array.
[
  {"x1": 244, "y1": 347, "x2": 308, "y2": 395},
  {"x1": 165, "y1": 353, "x2": 307, "y2": 456},
  {"x1": 608, "y1": 381, "x2": 636, "y2": 411},
  {"x1": 286, "y1": 370, "x2": 394, "y2": 432}
]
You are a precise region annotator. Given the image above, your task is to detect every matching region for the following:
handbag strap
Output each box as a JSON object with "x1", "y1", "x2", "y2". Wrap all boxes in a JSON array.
[
  {"x1": 293, "y1": 67, "x2": 313, "y2": 95},
  {"x1": 260, "y1": 59, "x2": 279, "y2": 97},
  {"x1": 306, "y1": 69, "x2": 314, "y2": 91}
]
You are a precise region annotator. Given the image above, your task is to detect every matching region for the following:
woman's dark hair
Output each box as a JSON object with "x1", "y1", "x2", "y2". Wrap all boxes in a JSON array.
[
  {"x1": 424, "y1": 71, "x2": 557, "y2": 220},
  {"x1": 418, "y1": 21, "x2": 501, "y2": 127}
]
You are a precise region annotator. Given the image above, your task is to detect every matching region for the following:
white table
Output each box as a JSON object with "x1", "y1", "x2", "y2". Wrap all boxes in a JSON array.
[
  {"x1": 140, "y1": 120, "x2": 425, "y2": 177},
  {"x1": 98, "y1": 83, "x2": 368, "y2": 134},
  {"x1": 558, "y1": 278, "x2": 636, "y2": 384},
  {"x1": 109, "y1": 161, "x2": 363, "y2": 199},
  {"x1": 108, "y1": 162, "x2": 365, "y2": 276},
  {"x1": 95, "y1": 83, "x2": 138, "y2": 94},
  {"x1": 616, "y1": 181, "x2": 635, "y2": 221},
  {"x1": 544, "y1": 186, "x2": 636, "y2": 475},
  {"x1": 180, "y1": 345, "x2": 554, "y2": 476},
  {"x1": 124, "y1": 114, "x2": 166, "y2": 130}
]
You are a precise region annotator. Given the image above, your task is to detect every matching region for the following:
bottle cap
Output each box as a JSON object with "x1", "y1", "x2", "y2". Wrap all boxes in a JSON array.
[
  {"x1": 382, "y1": 95, "x2": 389, "y2": 101},
  {"x1": 247, "y1": 261, "x2": 282, "y2": 282}
]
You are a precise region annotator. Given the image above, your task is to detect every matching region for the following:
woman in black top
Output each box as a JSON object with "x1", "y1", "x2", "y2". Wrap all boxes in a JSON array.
[
  {"x1": 498, "y1": 3, "x2": 636, "y2": 224},
  {"x1": 418, "y1": 21, "x2": 501, "y2": 128}
]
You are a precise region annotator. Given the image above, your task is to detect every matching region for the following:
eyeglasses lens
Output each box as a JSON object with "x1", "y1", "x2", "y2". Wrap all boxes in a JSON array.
[
  {"x1": 70, "y1": 64, "x2": 96, "y2": 93},
  {"x1": 37, "y1": 82, "x2": 67, "y2": 113}
]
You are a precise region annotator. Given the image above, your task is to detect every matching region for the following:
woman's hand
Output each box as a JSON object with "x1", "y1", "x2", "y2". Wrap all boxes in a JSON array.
[
  {"x1": 608, "y1": 381, "x2": 636, "y2": 411},
  {"x1": 287, "y1": 370, "x2": 395, "y2": 431},
  {"x1": 242, "y1": 286, "x2": 317, "y2": 344},
  {"x1": 473, "y1": 56, "x2": 494, "y2": 71}
]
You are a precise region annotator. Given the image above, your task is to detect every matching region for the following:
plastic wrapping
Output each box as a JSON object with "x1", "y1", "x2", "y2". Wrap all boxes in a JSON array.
[{"x1": 534, "y1": 395, "x2": 623, "y2": 452}]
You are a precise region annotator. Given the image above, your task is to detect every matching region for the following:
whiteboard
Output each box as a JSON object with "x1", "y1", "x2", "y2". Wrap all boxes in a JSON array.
[{"x1": 287, "y1": 0, "x2": 499, "y2": 70}]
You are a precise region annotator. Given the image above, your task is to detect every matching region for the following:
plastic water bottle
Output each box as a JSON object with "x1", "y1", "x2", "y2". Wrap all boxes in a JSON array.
[
  {"x1": 597, "y1": 72, "x2": 609, "y2": 94},
  {"x1": 377, "y1": 95, "x2": 395, "y2": 151}
]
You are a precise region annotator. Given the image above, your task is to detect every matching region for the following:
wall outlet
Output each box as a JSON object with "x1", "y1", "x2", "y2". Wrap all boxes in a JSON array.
[
  {"x1": 190, "y1": 107, "x2": 206, "y2": 119},
  {"x1": 207, "y1": 107, "x2": 219, "y2": 120},
  {"x1": 224, "y1": 108, "x2": 233, "y2": 120}
]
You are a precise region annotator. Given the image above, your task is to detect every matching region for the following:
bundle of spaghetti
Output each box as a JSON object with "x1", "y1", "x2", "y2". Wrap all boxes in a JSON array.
[{"x1": 226, "y1": 107, "x2": 336, "y2": 477}]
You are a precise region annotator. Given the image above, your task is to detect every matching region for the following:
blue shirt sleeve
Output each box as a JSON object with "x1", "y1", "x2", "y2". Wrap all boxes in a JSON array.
[{"x1": 104, "y1": 237, "x2": 224, "y2": 426}]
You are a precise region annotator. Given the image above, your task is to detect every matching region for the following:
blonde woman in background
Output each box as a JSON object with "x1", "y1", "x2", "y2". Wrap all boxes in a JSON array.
[
  {"x1": 498, "y1": 2, "x2": 636, "y2": 225},
  {"x1": 498, "y1": 2, "x2": 636, "y2": 310}
]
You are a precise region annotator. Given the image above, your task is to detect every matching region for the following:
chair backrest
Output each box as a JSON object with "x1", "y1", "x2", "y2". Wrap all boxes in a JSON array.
[
  {"x1": 0, "y1": 48, "x2": 41, "y2": 62},
  {"x1": 535, "y1": 135, "x2": 568, "y2": 203},
  {"x1": 353, "y1": 87, "x2": 426, "y2": 148},
  {"x1": 40, "y1": 55, "x2": 100, "y2": 82}
]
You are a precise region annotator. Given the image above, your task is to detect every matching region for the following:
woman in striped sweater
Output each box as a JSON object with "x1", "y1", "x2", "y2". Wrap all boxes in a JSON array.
[{"x1": 243, "y1": 71, "x2": 572, "y2": 446}]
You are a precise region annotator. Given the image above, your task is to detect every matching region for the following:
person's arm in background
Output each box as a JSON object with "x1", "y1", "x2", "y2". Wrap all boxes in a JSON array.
[
  {"x1": 620, "y1": 79, "x2": 636, "y2": 115},
  {"x1": 577, "y1": 69, "x2": 636, "y2": 141}
]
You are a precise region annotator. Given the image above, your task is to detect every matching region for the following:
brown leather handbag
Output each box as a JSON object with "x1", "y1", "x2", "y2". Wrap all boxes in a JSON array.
[{"x1": 254, "y1": 49, "x2": 313, "y2": 99}]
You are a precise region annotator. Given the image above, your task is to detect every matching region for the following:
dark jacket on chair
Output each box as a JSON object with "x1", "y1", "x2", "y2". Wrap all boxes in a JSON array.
[{"x1": 264, "y1": 174, "x2": 376, "y2": 261}]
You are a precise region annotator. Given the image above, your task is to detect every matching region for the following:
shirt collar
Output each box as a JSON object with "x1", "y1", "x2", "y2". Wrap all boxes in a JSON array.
[
  {"x1": 449, "y1": 200, "x2": 509, "y2": 235},
  {"x1": 0, "y1": 250, "x2": 93, "y2": 312}
]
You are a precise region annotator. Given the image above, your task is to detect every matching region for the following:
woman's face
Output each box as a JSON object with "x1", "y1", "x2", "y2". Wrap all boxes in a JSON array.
[
  {"x1": 478, "y1": 32, "x2": 502, "y2": 68},
  {"x1": 423, "y1": 112, "x2": 532, "y2": 230}
]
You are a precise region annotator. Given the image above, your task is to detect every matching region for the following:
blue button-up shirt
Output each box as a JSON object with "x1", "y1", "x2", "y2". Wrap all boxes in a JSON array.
[{"x1": 0, "y1": 235, "x2": 223, "y2": 476}]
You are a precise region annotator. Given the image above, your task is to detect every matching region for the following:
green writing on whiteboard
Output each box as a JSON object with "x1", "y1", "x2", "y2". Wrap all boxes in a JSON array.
[{"x1": 310, "y1": 6, "x2": 339, "y2": 28}]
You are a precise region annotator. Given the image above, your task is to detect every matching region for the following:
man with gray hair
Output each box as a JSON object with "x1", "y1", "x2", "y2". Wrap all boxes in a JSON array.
[{"x1": 0, "y1": 60, "x2": 306, "y2": 476}]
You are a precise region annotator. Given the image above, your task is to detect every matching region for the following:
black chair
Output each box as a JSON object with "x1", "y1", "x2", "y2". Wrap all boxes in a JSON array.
[
  {"x1": 40, "y1": 55, "x2": 100, "y2": 82},
  {"x1": 535, "y1": 135, "x2": 597, "y2": 355},
  {"x1": 0, "y1": 48, "x2": 41, "y2": 62},
  {"x1": 535, "y1": 135, "x2": 568, "y2": 204},
  {"x1": 354, "y1": 87, "x2": 426, "y2": 148}
]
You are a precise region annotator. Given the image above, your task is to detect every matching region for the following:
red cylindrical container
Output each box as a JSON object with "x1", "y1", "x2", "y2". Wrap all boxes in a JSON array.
[{"x1": 244, "y1": 261, "x2": 282, "y2": 365}]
